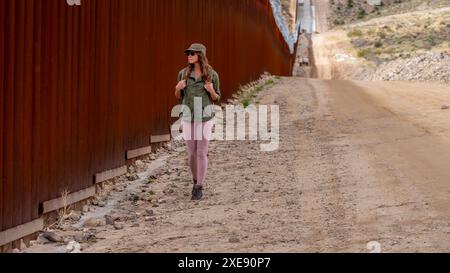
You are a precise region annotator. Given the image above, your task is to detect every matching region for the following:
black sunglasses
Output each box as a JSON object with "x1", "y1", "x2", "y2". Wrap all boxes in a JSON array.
[{"x1": 185, "y1": 51, "x2": 199, "y2": 56}]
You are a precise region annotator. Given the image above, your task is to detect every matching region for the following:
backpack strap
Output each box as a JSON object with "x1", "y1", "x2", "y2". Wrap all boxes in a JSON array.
[{"x1": 181, "y1": 67, "x2": 187, "y2": 81}]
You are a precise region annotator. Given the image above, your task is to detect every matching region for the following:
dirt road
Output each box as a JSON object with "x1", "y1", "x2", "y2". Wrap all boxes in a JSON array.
[
  {"x1": 311, "y1": 0, "x2": 331, "y2": 33},
  {"x1": 40, "y1": 77, "x2": 441, "y2": 253}
]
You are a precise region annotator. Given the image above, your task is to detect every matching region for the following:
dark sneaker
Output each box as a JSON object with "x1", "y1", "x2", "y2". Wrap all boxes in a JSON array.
[
  {"x1": 191, "y1": 185, "x2": 203, "y2": 201},
  {"x1": 192, "y1": 179, "x2": 197, "y2": 195}
]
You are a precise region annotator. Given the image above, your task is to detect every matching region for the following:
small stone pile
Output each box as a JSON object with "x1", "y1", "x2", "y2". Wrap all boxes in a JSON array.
[{"x1": 364, "y1": 51, "x2": 450, "y2": 84}]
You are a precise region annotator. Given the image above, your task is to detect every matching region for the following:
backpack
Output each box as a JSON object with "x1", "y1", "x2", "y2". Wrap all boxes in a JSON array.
[{"x1": 180, "y1": 66, "x2": 215, "y2": 99}]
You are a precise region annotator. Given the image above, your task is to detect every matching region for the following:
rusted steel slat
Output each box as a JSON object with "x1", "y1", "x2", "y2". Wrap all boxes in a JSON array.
[
  {"x1": 22, "y1": 0, "x2": 34, "y2": 224},
  {"x1": 3, "y1": 0, "x2": 16, "y2": 231},
  {"x1": 13, "y1": 0, "x2": 25, "y2": 233},
  {"x1": 31, "y1": 0, "x2": 42, "y2": 222},
  {"x1": 0, "y1": 0, "x2": 5, "y2": 231}
]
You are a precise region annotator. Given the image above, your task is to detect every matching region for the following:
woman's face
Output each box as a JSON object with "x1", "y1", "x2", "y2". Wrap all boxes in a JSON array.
[{"x1": 187, "y1": 51, "x2": 200, "y2": 64}]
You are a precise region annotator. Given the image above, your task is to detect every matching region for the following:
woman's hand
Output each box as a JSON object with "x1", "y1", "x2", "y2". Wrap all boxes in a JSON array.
[
  {"x1": 204, "y1": 81, "x2": 218, "y2": 101},
  {"x1": 204, "y1": 81, "x2": 214, "y2": 93},
  {"x1": 175, "y1": 80, "x2": 187, "y2": 99},
  {"x1": 176, "y1": 79, "x2": 187, "y2": 91}
]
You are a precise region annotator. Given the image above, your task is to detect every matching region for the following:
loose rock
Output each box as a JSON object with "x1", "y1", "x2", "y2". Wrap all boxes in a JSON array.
[
  {"x1": 66, "y1": 240, "x2": 82, "y2": 253},
  {"x1": 113, "y1": 223, "x2": 124, "y2": 230},
  {"x1": 83, "y1": 218, "x2": 105, "y2": 228},
  {"x1": 68, "y1": 211, "x2": 82, "y2": 221},
  {"x1": 40, "y1": 231, "x2": 63, "y2": 243}
]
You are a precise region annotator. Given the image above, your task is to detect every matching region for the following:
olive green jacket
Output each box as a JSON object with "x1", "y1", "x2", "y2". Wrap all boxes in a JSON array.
[{"x1": 177, "y1": 67, "x2": 221, "y2": 122}]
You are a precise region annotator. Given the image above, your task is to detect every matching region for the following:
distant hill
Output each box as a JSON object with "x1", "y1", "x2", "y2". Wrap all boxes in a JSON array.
[{"x1": 329, "y1": 0, "x2": 450, "y2": 26}]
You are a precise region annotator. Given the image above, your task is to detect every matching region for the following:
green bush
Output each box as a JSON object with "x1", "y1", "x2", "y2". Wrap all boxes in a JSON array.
[
  {"x1": 333, "y1": 19, "x2": 345, "y2": 25},
  {"x1": 265, "y1": 79, "x2": 274, "y2": 86},
  {"x1": 242, "y1": 99, "x2": 250, "y2": 108},
  {"x1": 426, "y1": 37, "x2": 437, "y2": 47},
  {"x1": 357, "y1": 9, "x2": 366, "y2": 19},
  {"x1": 374, "y1": 41, "x2": 383, "y2": 48},
  {"x1": 347, "y1": 0, "x2": 354, "y2": 9},
  {"x1": 348, "y1": 28, "x2": 363, "y2": 37},
  {"x1": 357, "y1": 48, "x2": 372, "y2": 58}
]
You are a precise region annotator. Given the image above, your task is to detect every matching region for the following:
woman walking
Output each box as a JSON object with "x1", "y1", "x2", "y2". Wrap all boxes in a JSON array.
[{"x1": 174, "y1": 43, "x2": 221, "y2": 200}]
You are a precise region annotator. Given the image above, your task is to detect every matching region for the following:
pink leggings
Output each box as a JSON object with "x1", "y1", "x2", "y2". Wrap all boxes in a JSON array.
[{"x1": 182, "y1": 120, "x2": 214, "y2": 186}]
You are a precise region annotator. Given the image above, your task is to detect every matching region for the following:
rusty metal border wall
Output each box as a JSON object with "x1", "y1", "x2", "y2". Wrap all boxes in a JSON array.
[{"x1": 0, "y1": 0, "x2": 298, "y2": 235}]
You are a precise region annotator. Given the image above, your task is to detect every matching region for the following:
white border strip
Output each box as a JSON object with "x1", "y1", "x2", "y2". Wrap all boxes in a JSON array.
[
  {"x1": 95, "y1": 165, "x2": 127, "y2": 184},
  {"x1": 41, "y1": 186, "x2": 96, "y2": 214},
  {"x1": 127, "y1": 145, "x2": 152, "y2": 159},
  {"x1": 151, "y1": 134, "x2": 171, "y2": 144},
  {"x1": 0, "y1": 218, "x2": 44, "y2": 247}
]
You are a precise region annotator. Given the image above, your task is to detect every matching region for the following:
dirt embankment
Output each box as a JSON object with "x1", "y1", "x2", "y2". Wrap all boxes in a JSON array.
[
  {"x1": 308, "y1": 2, "x2": 450, "y2": 84},
  {"x1": 329, "y1": 0, "x2": 450, "y2": 27}
]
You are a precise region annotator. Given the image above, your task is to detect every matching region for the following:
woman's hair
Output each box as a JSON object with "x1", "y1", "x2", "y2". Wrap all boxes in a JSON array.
[{"x1": 183, "y1": 51, "x2": 213, "y2": 82}]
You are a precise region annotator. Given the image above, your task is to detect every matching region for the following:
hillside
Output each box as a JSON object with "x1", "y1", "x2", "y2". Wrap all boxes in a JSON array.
[
  {"x1": 311, "y1": 0, "x2": 450, "y2": 84},
  {"x1": 329, "y1": 0, "x2": 450, "y2": 26}
]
